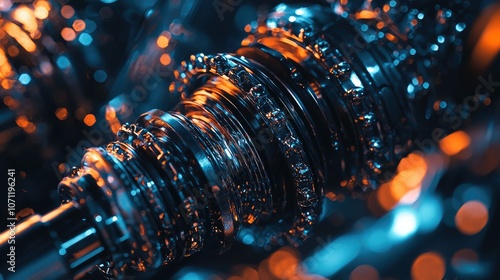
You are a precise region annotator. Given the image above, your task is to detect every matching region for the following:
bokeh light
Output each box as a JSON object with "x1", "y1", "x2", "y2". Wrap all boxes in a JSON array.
[
  {"x1": 455, "y1": 200, "x2": 488, "y2": 235},
  {"x1": 411, "y1": 252, "x2": 446, "y2": 280},
  {"x1": 439, "y1": 131, "x2": 471, "y2": 156},
  {"x1": 349, "y1": 264, "x2": 379, "y2": 280}
]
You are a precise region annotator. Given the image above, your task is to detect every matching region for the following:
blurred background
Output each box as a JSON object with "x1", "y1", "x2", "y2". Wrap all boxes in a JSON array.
[{"x1": 0, "y1": 0, "x2": 500, "y2": 279}]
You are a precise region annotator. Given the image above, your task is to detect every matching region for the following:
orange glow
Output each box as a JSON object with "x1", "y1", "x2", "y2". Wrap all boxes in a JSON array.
[
  {"x1": 326, "y1": 192, "x2": 337, "y2": 201},
  {"x1": 105, "y1": 106, "x2": 121, "y2": 134},
  {"x1": 24, "y1": 122, "x2": 36, "y2": 133},
  {"x1": 72, "y1": 19, "x2": 86, "y2": 32},
  {"x1": 268, "y1": 247, "x2": 300, "y2": 279},
  {"x1": 61, "y1": 27, "x2": 76, "y2": 41},
  {"x1": 159, "y1": 53, "x2": 171, "y2": 66},
  {"x1": 34, "y1": 0, "x2": 51, "y2": 19},
  {"x1": 355, "y1": 10, "x2": 377, "y2": 20},
  {"x1": 1, "y1": 79, "x2": 13, "y2": 89},
  {"x1": 385, "y1": 33, "x2": 398, "y2": 43},
  {"x1": 451, "y1": 248, "x2": 478, "y2": 268},
  {"x1": 83, "y1": 114, "x2": 96, "y2": 126},
  {"x1": 377, "y1": 152, "x2": 427, "y2": 211},
  {"x1": 350, "y1": 265, "x2": 379, "y2": 280},
  {"x1": 16, "y1": 115, "x2": 29, "y2": 128},
  {"x1": 439, "y1": 131, "x2": 471, "y2": 156},
  {"x1": 156, "y1": 35, "x2": 170, "y2": 48},
  {"x1": 469, "y1": 3, "x2": 500, "y2": 73},
  {"x1": 411, "y1": 252, "x2": 446, "y2": 280},
  {"x1": 4, "y1": 22, "x2": 37, "y2": 52},
  {"x1": 244, "y1": 24, "x2": 251, "y2": 33},
  {"x1": 55, "y1": 107, "x2": 68, "y2": 120},
  {"x1": 7, "y1": 46, "x2": 19, "y2": 57},
  {"x1": 455, "y1": 200, "x2": 488, "y2": 235},
  {"x1": 257, "y1": 26, "x2": 267, "y2": 34},
  {"x1": 61, "y1": 5, "x2": 75, "y2": 19},
  {"x1": 12, "y1": 5, "x2": 38, "y2": 33}
]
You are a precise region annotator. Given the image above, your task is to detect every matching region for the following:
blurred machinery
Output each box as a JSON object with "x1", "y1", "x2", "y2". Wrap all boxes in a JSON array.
[{"x1": 1, "y1": 0, "x2": 500, "y2": 279}]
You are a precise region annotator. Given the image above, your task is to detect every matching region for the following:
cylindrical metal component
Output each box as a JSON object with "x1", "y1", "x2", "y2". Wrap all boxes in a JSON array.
[
  {"x1": 0, "y1": 1, "x2": 479, "y2": 279},
  {"x1": 0, "y1": 203, "x2": 104, "y2": 280}
]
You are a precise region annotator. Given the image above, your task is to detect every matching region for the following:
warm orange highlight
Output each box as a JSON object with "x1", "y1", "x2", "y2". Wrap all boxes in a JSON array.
[
  {"x1": 355, "y1": 10, "x2": 377, "y2": 19},
  {"x1": 83, "y1": 114, "x2": 96, "y2": 126},
  {"x1": 61, "y1": 5, "x2": 75, "y2": 19},
  {"x1": 61, "y1": 27, "x2": 76, "y2": 41},
  {"x1": 4, "y1": 22, "x2": 37, "y2": 52},
  {"x1": 55, "y1": 107, "x2": 68, "y2": 120},
  {"x1": 156, "y1": 35, "x2": 170, "y2": 48},
  {"x1": 72, "y1": 19, "x2": 86, "y2": 32},
  {"x1": 268, "y1": 247, "x2": 300, "y2": 279},
  {"x1": 455, "y1": 200, "x2": 488, "y2": 235},
  {"x1": 105, "y1": 106, "x2": 121, "y2": 134},
  {"x1": 12, "y1": 5, "x2": 38, "y2": 33},
  {"x1": 34, "y1": 0, "x2": 51, "y2": 19},
  {"x1": 377, "y1": 152, "x2": 427, "y2": 211},
  {"x1": 411, "y1": 252, "x2": 446, "y2": 280},
  {"x1": 439, "y1": 131, "x2": 471, "y2": 156},
  {"x1": 16, "y1": 115, "x2": 29, "y2": 128},
  {"x1": 160, "y1": 53, "x2": 171, "y2": 66},
  {"x1": 451, "y1": 248, "x2": 479, "y2": 267},
  {"x1": 350, "y1": 264, "x2": 379, "y2": 280},
  {"x1": 469, "y1": 3, "x2": 500, "y2": 73}
]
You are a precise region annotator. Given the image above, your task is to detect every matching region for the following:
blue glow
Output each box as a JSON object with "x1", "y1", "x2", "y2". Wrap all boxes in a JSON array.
[
  {"x1": 178, "y1": 272, "x2": 204, "y2": 280},
  {"x1": 456, "y1": 23, "x2": 466, "y2": 32},
  {"x1": 242, "y1": 234, "x2": 255, "y2": 245},
  {"x1": 84, "y1": 20, "x2": 97, "y2": 33},
  {"x1": 100, "y1": 0, "x2": 117, "y2": 3},
  {"x1": 417, "y1": 196, "x2": 443, "y2": 233},
  {"x1": 79, "y1": 33, "x2": 93, "y2": 46},
  {"x1": 19, "y1": 73, "x2": 31, "y2": 85},
  {"x1": 276, "y1": 4, "x2": 287, "y2": 12},
  {"x1": 364, "y1": 228, "x2": 390, "y2": 253},
  {"x1": 367, "y1": 65, "x2": 380, "y2": 74},
  {"x1": 303, "y1": 236, "x2": 360, "y2": 277},
  {"x1": 390, "y1": 208, "x2": 418, "y2": 239},
  {"x1": 56, "y1": 56, "x2": 70, "y2": 69},
  {"x1": 440, "y1": 101, "x2": 447, "y2": 109},
  {"x1": 462, "y1": 185, "x2": 491, "y2": 208},
  {"x1": 94, "y1": 70, "x2": 108, "y2": 83},
  {"x1": 407, "y1": 84, "x2": 415, "y2": 94}
]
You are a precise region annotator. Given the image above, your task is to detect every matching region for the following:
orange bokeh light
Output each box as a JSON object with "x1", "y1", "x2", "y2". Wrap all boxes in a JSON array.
[
  {"x1": 160, "y1": 53, "x2": 171, "y2": 66},
  {"x1": 439, "y1": 131, "x2": 471, "y2": 156},
  {"x1": 55, "y1": 107, "x2": 68, "y2": 120},
  {"x1": 61, "y1": 5, "x2": 75, "y2": 19},
  {"x1": 83, "y1": 114, "x2": 96, "y2": 126},
  {"x1": 72, "y1": 19, "x2": 86, "y2": 32},
  {"x1": 268, "y1": 247, "x2": 300, "y2": 279},
  {"x1": 61, "y1": 27, "x2": 76, "y2": 41},
  {"x1": 411, "y1": 252, "x2": 446, "y2": 280},
  {"x1": 349, "y1": 264, "x2": 379, "y2": 280},
  {"x1": 451, "y1": 248, "x2": 479, "y2": 268},
  {"x1": 455, "y1": 200, "x2": 488, "y2": 235},
  {"x1": 469, "y1": 3, "x2": 500, "y2": 73},
  {"x1": 156, "y1": 35, "x2": 170, "y2": 49},
  {"x1": 376, "y1": 152, "x2": 427, "y2": 211}
]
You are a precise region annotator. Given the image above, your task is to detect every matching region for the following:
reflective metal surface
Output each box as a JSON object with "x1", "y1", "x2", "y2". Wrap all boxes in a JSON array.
[{"x1": 1, "y1": 0, "x2": 499, "y2": 279}]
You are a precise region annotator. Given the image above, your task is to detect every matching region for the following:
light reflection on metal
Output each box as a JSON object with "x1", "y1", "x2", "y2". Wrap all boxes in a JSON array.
[{"x1": 0, "y1": 1, "x2": 498, "y2": 279}]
